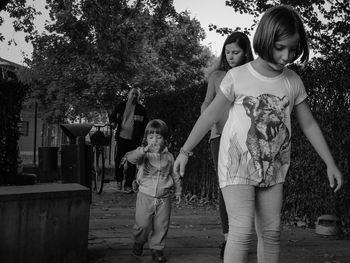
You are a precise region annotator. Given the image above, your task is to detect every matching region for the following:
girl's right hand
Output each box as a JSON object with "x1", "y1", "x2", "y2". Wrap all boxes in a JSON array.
[
  {"x1": 173, "y1": 153, "x2": 188, "y2": 177},
  {"x1": 144, "y1": 143, "x2": 161, "y2": 153},
  {"x1": 142, "y1": 144, "x2": 151, "y2": 153},
  {"x1": 326, "y1": 162, "x2": 343, "y2": 193}
]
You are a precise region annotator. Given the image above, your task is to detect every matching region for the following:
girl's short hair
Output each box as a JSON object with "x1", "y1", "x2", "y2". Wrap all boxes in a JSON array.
[
  {"x1": 218, "y1": 31, "x2": 254, "y2": 71},
  {"x1": 142, "y1": 119, "x2": 169, "y2": 146},
  {"x1": 253, "y1": 5, "x2": 309, "y2": 64}
]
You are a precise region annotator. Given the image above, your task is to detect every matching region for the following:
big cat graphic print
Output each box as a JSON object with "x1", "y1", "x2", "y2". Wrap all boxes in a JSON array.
[
  {"x1": 219, "y1": 63, "x2": 308, "y2": 188},
  {"x1": 242, "y1": 94, "x2": 290, "y2": 186}
]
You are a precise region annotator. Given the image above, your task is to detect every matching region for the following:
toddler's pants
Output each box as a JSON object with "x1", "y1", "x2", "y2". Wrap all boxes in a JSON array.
[
  {"x1": 222, "y1": 183, "x2": 283, "y2": 263},
  {"x1": 133, "y1": 191, "x2": 171, "y2": 250}
]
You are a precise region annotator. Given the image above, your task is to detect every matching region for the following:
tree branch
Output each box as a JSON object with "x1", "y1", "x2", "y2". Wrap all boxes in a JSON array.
[{"x1": 0, "y1": 0, "x2": 11, "y2": 11}]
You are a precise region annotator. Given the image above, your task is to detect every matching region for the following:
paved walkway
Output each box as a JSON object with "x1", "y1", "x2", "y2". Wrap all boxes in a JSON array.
[{"x1": 88, "y1": 183, "x2": 350, "y2": 263}]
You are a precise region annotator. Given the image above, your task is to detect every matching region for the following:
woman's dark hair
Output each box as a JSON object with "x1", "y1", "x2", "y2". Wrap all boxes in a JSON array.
[
  {"x1": 217, "y1": 31, "x2": 254, "y2": 72},
  {"x1": 253, "y1": 5, "x2": 309, "y2": 64}
]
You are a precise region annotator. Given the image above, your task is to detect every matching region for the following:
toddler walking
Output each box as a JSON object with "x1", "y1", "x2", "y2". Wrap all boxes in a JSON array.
[{"x1": 127, "y1": 119, "x2": 181, "y2": 263}]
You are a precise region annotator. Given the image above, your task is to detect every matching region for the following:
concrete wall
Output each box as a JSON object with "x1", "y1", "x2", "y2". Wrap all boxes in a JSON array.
[{"x1": 0, "y1": 183, "x2": 90, "y2": 263}]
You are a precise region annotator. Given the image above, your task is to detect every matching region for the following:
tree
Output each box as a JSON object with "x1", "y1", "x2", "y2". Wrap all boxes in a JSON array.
[
  {"x1": 0, "y1": 0, "x2": 41, "y2": 43},
  {"x1": 211, "y1": 0, "x2": 349, "y2": 57},
  {"x1": 25, "y1": 0, "x2": 210, "y2": 122},
  {"x1": 209, "y1": 0, "x2": 350, "y2": 122}
]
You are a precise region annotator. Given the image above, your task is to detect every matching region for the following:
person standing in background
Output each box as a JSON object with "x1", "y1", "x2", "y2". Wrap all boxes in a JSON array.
[{"x1": 109, "y1": 86, "x2": 148, "y2": 193}]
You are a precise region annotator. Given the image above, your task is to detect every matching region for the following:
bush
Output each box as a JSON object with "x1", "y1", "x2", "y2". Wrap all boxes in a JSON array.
[
  {"x1": 145, "y1": 56, "x2": 350, "y2": 233},
  {"x1": 146, "y1": 84, "x2": 218, "y2": 200},
  {"x1": 0, "y1": 80, "x2": 28, "y2": 184}
]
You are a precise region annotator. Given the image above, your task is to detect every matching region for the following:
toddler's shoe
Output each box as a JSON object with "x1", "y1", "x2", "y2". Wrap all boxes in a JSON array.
[
  {"x1": 133, "y1": 242, "x2": 143, "y2": 256},
  {"x1": 151, "y1": 249, "x2": 167, "y2": 262},
  {"x1": 110, "y1": 181, "x2": 122, "y2": 191}
]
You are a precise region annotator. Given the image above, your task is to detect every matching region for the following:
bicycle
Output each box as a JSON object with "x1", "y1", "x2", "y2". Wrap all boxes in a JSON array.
[{"x1": 89, "y1": 123, "x2": 112, "y2": 194}]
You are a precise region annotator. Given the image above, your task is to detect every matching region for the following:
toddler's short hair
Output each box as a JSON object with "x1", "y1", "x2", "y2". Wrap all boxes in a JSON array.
[
  {"x1": 142, "y1": 119, "x2": 169, "y2": 146},
  {"x1": 253, "y1": 5, "x2": 309, "y2": 64}
]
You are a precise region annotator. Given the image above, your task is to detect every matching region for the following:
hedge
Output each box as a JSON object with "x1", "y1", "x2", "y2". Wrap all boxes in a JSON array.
[
  {"x1": 0, "y1": 80, "x2": 28, "y2": 184},
  {"x1": 145, "y1": 59, "x2": 350, "y2": 233}
]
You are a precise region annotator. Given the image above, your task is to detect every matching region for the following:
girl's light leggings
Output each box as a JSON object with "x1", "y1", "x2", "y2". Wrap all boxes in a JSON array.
[{"x1": 221, "y1": 183, "x2": 283, "y2": 263}]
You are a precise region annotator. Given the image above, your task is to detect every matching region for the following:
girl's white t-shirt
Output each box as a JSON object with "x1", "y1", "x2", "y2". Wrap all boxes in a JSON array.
[{"x1": 218, "y1": 62, "x2": 307, "y2": 188}]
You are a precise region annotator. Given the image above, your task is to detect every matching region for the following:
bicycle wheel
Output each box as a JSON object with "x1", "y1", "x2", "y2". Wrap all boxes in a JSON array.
[
  {"x1": 91, "y1": 147, "x2": 97, "y2": 192},
  {"x1": 93, "y1": 147, "x2": 105, "y2": 194}
]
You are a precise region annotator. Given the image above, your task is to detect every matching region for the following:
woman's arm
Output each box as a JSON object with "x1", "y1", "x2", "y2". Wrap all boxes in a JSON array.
[
  {"x1": 174, "y1": 90, "x2": 231, "y2": 177},
  {"x1": 201, "y1": 71, "x2": 225, "y2": 113},
  {"x1": 295, "y1": 101, "x2": 343, "y2": 192},
  {"x1": 201, "y1": 74, "x2": 217, "y2": 113}
]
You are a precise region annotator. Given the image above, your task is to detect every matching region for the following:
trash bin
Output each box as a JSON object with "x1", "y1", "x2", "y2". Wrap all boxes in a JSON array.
[
  {"x1": 60, "y1": 124, "x2": 93, "y2": 188},
  {"x1": 38, "y1": 146, "x2": 59, "y2": 183},
  {"x1": 60, "y1": 144, "x2": 78, "y2": 184}
]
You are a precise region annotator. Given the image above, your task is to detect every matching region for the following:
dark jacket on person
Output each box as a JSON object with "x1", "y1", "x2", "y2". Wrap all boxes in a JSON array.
[{"x1": 109, "y1": 101, "x2": 147, "y2": 144}]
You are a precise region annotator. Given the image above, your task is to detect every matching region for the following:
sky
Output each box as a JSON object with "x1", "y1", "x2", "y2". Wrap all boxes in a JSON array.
[
  {"x1": 0, "y1": 0, "x2": 254, "y2": 65},
  {"x1": 173, "y1": 0, "x2": 254, "y2": 54}
]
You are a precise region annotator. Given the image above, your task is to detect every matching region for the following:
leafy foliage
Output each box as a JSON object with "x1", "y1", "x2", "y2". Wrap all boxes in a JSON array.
[
  {"x1": 0, "y1": 80, "x2": 28, "y2": 184},
  {"x1": 282, "y1": 57, "x2": 350, "y2": 232},
  {"x1": 144, "y1": 60, "x2": 350, "y2": 232},
  {"x1": 25, "y1": 0, "x2": 210, "y2": 122},
  {"x1": 2, "y1": 0, "x2": 349, "y2": 233},
  {"x1": 205, "y1": 0, "x2": 350, "y2": 233},
  {"x1": 0, "y1": 0, "x2": 41, "y2": 42},
  {"x1": 145, "y1": 84, "x2": 218, "y2": 200},
  {"x1": 213, "y1": 0, "x2": 350, "y2": 57}
]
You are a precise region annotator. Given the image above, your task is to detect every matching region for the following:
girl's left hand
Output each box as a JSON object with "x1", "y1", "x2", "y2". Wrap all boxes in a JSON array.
[{"x1": 327, "y1": 163, "x2": 343, "y2": 193}]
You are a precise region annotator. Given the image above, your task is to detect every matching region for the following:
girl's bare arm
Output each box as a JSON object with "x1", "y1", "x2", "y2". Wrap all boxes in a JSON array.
[
  {"x1": 295, "y1": 101, "x2": 343, "y2": 192},
  {"x1": 174, "y1": 90, "x2": 231, "y2": 176}
]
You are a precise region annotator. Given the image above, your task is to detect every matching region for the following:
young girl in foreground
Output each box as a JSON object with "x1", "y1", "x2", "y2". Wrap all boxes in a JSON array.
[
  {"x1": 201, "y1": 31, "x2": 253, "y2": 259},
  {"x1": 127, "y1": 119, "x2": 181, "y2": 263},
  {"x1": 174, "y1": 5, "x2": 343, "y2": 263}
]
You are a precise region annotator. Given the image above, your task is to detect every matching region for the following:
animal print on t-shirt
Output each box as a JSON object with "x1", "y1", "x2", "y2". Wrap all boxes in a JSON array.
[{"x1": 243, "y1": 94, "x2": 290, "y2": 186}]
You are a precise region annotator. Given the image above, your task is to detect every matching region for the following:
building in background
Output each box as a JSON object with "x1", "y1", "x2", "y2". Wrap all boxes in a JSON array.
[
  {"x1": 0, "y1": 57, "x2": 47, "y2": 165},
  {"x1": 1, "y1": 57, "x2": 115, "y2": 169}
]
